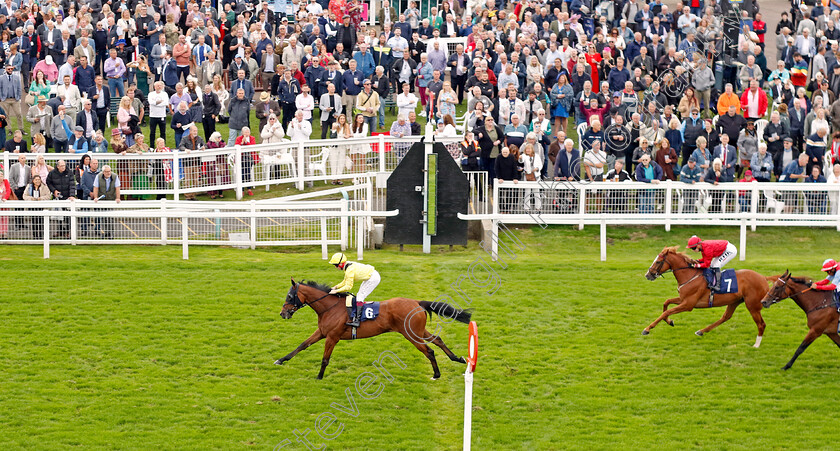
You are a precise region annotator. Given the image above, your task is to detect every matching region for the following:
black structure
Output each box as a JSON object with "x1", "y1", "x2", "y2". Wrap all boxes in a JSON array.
[{"x1": 384, "y1": 141, "x2": 469, "y2": 245}]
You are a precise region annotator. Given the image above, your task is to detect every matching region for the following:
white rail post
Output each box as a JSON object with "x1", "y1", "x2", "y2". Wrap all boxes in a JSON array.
[
  {"x1": 463, "y1": 369, "x2": 474, "y2": 451},
  {"x1": 340, "y1": 198, "x2": 348, "y2": 251},
  {"x1": 234, "y1": 145, "x2": 243, "y2": 200},
  {"x1": 492, "y1": 182, "x2": 499, "y2": 215},
  {"x1": 490, "y1": 219, "x2": 499, "y2": 262},
  {"x1": 378, "y1": 134, "x2": 386, "y2": 172},
  {"x1": 356, "y1": 213, "x2": 364, "y2": 261},
  {"x1": 43, "y1": 211, "x2": 50, "y2": 259},
  {"x1": 70, "y1": 199, "x2": 77, "y2": 245},
  {"x1": 320, "y1": 217, "x2": 328, "y2": 260},
  {"x1": 250, "y1": 200, "x2": 257, "y2": 249},
  {"x1": 578, "y1": 184, "x2": 585, "y2": 230},
  {"x1": 664, "y1": 185, "x2": 672, "y2": 232},
  {"x1": 297, "y1": 141, "x2": 305, "y2": 190},
  {"x1": 739, "y1": 218, "x2": 747, "y2": 261},
  {"x1": 2, "y1": 152, "x2": 9, "y2": 181},
  {"x1": 172, "y1": 149, "x2": 181, "y2": 201},
  {"x1": 600, "y1": 218, "x2": 607, "y2": 261},
  {"x1": 750, "y1": 185, "x2": 759, "y2": 232},
  {"x1": 160, "y1": 199, "x2": 168, "y2": 245},
  {"x1": 182, "y1": 215, "x2": 188, "y2": 260}
]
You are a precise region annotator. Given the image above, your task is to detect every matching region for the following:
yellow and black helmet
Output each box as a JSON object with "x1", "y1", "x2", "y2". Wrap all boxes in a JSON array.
[{"x1": 329, "y1": 253, "x2": 348, "y2": 265}]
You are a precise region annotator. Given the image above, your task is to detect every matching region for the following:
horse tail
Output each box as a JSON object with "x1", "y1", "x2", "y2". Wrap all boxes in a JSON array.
[{"x1": 418, "y1": 300, "x2": 472, "y2": 324}]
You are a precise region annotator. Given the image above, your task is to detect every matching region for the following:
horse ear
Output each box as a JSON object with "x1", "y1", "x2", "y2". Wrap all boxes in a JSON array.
[{"x1": 290, "y1": 277, "x2": 295, "y2": 287}]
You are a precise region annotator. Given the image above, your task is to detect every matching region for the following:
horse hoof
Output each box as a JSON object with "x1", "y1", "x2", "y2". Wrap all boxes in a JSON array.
[
  {"x1": 666, "y1": 319, "x2": 675, "y2": 327},
  {"x1": 458, "y1": 357, "x2": 467, "y2": 364},
  {"x1": 782, "y1": 365, "x2": 791, "y2": 371},
  {"x1": 316, "y1": 375, "x2": 324, "y2": 380},
  {"x1": 695, "y1": 330, "x2": 704, "y2": 337},
  {"x1": 274, "y1": 359, "x2": 285, "y2": 365},
  {"x1": 431, "y1": 376, "x2": 440, "y2": 380},
  {"x1": 641, "y1": 330, "x2": 650, "y2": 336}
]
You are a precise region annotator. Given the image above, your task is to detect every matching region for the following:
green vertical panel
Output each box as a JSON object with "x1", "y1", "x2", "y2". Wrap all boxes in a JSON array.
[{"x1": 426, "y1": 153, "x2": 437, "y2": 236}]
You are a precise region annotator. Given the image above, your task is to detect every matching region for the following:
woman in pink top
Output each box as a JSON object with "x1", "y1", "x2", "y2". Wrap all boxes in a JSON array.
[{"x1": 32, "y1": 56, "x2": 59, "y2": 83}]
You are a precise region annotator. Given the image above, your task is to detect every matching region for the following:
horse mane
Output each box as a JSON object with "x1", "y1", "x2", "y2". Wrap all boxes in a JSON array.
[
  {"x1": 663, "y1": 246, "x2": 696, "y2": 264},
  {"x1": 299, "y1": 280, "x2": 334, "y2": 294},
  {"x1": 790, "y1": 276, "x2": 814, "y2": 285}
]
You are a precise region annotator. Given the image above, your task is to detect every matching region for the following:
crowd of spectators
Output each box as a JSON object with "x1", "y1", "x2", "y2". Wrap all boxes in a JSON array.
[{"x1": 0, "y1": 0, "x2": 839, "y2": 216}]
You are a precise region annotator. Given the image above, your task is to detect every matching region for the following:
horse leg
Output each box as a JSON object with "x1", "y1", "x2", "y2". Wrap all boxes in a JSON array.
[
  {"x1": 643, "y1": 302, "x2": 693, "y2": 335},
  {"x1": 425, "y1": 331, "x2": 467, "y2": 364},
  {"x1": 782, "y1": 329, "x2": 821, "y2": 370},
  {"x1": 662, "y1": 297, "x2": 681, "y2": 326},
  {"x1": 696, "y1": 303, "x2": 738, "y2": 337},
  {"x1": 401, "y1": 330, "x2": 441, "y2": 379},
  {"x1": 746, "y1": 304, "x2": 767, "y2": 348},
  {"x1": 316, "y1": 337, "x2": 339, "y2": 380},
  {"x1": 274, "y1": 330, "x2": 324, "y2": 365}
]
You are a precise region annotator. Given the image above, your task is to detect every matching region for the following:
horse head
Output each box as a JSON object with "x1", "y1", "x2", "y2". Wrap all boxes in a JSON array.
[
  {"x1": 762, "y1": 270, "x2": 791, "y2": 308},
  {"x1": 281, "y1": 277, "x2": 304, "y2": 319},
  {"x1": 646, "y1": 246, "x2": 690, "y2": 280}
]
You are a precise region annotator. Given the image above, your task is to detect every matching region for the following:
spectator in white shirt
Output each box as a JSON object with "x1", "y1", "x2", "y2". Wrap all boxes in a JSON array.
[
  {"x1": 287, "y1": 110, "x2": 312, "y2": 141},
  {"x1": 148, "y1": 81, "x2": 169, "y2": 144},
  {"x1": 396, "y1": 82, "x2": 418, "y2": 118},
  {"x1": 295, "y1": 85, "x2": 315, "y2": 122}
]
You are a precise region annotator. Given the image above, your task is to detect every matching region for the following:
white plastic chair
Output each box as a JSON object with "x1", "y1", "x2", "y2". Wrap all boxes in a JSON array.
[
  {"x1": 711, "y1": 115, "x2": 719, "y2": 127},
  {"x1": 764, "y1": 189, "x2": 785, "y2": 214},
  {"x1": 261, "y1": 150, "x2": 297, "y2": 180},
  {"x1": 754, "y1": 119, "x2": 769, "y2": 144},
  {"x1": 307, "y1": 148, "x2": 329, "y2": 182},
  {"x1": 695, "y1": 189, "x2": 712, "y2": 213},
  {"x1": 576, "y1": 122, "x2": 587, "y2": 140}
]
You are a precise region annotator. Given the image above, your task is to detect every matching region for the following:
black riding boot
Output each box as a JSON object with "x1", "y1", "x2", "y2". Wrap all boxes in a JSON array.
[
  {"x1": 712, "y1": 268, "x2": 723, "y2": 292},
  {"x1": 346, "y1": 306, "x2": 360, "y2": 327}
]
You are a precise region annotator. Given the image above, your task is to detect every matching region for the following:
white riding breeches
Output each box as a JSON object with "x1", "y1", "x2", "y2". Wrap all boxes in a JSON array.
[
  {"x1": 346, "y1": 270, "x2": 381, "y2": 307},
  {"x1": 710, "y1": 243, "x2": 737, "y2": 269}
]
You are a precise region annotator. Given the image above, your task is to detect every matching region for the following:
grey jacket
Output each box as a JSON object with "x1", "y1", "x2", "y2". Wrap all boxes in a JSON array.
[
  {"x1": 50, "y1": 113, "x2": 72, "y2": 141},
  {"x1": 27, "y1": 104, "x2": 53, "y2": 138},
  {"x1": 692, "y1": 66, "x2": 715, "y2": 92},
  {"x1": 8, "y1": 162, "x2": 30, "y2": 189},
  {"x1": 228, "y1": 97, "x2": 251, "y2": 130}
]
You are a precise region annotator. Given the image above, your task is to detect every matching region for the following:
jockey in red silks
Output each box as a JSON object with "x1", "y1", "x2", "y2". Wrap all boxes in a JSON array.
[
  {"x1": 812, "y1": 259, "x2": 840, "y2": 292},
  {"x1": 687, "y1": 235, "x2": 738, "y2": 292}
]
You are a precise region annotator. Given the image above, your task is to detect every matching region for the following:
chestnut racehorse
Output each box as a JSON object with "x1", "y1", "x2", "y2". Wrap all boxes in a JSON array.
[
  {"x1": 762, "y1": 270, "x2": 840, "y2": 370},
  {"x1": 644, "y1": 246, "x2": 770, "y2": 347},
  {"x1": 275, "y1": 278, "x2": 470, "y2": 379}
]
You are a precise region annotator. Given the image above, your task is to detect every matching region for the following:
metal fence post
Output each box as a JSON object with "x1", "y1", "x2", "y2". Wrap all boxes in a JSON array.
[
  {"x1": 340, "y1": 198, "x2": 348, "y2": 251},
  {"x1": 750, "y1": 185, "x2": 759, "y2": 232},
  {"x1": 234, "y1": 145, "x2": 243, "y2": 200},
  {"x1": 43, "y1": 211, "x2": 50, "y2": 259},
  {"x1": 160, "y1": 198, "x2": 168, "y2": 245},
  {"x1": 321, "y1": 217, "x2": 328, "y2": 260},
  {"x1": 739, "y1": 218, "x2": 747, "y2": 261},
  {"x1": 356, "y1": 213, "x2": 364, "y2": 261},
  {"x1": 378, "y1": 134, "x2": 386, "y2": 172},
  {"x1": 182, "y1": 215, "x2": 188, "y2": 260},
  {"x1": 2, "y1": 152, "x2": 9, "y2": 180},
  {"x1": 250, "y1": 200, "x2": 257, "y2": 250},
  {"x1": 664, "y1": 185, "x2": 672, "y2": 232},
  {"x1": 297, "y1": 141, "x2": 305, "y2": 190},
  {"x1": 172, "y1": 149, "x2": 181, "y2": 201},
  {"x1": 578, "y1": 184, "x2": 586, "y2": 230},
  {"x1": 70, "y1": 199, "x2": 77, "y2": 245},
  {"x1": 600, "y1": 218, "x2": 607, "y2": 261}
]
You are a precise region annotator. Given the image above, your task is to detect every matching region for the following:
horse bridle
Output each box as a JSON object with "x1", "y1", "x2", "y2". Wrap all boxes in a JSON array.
[
  {"x1": 764, "y1": 277, "x2": 815, "y2": 307},
  {"x1": 650, "y1": 253, "x2": 695, "y2": 279},
  {"x1": 285, "y1": 283, "x2": 333, "y2": 314}
]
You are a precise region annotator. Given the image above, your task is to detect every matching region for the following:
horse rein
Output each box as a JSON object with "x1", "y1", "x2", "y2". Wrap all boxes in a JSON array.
[
  {"x1": 766, "y1": 278, "x2": 821, "y2": 310},
  {"x1": 287, "y1": 284, "x2": 335, "y2": 314}
]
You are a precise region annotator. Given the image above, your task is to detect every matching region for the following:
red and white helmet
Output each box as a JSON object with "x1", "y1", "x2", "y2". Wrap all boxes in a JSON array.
[
  {"x1": 686, "y1": 236, "x2": 702, "y2": 249},
  {"x1": 821, "y1": 259, "x2": 838, "y2": 272}
]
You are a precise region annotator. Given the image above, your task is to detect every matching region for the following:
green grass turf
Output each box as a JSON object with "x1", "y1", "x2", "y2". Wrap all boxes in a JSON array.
[{"x1": 3, "y1": 224, "x2": 837, "y2": 450}]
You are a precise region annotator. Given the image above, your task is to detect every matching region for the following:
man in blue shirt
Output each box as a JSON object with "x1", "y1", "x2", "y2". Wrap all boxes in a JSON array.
[{"x1": 608, "y1": 57, "x2": 631, "y2": 93}]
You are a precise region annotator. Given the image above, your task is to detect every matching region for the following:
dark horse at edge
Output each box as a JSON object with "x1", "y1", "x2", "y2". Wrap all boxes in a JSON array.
[{"x1": 276, "y1": 278, "x2": 471, "y2": 379}]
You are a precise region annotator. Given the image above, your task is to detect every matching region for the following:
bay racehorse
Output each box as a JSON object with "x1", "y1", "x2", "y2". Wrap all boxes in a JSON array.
[
  {"x1": 762, "y1": 270, "x2": 840, "y2": 370},
  {"x1": 644, "y1": 246, "x2": 770, "y2": 347},
  {"x1": 275, "y1": 278, "x2": 471, "y2": 379}
]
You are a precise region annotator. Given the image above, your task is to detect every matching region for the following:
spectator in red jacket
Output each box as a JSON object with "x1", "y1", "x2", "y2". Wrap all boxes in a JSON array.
[
  {"x1": 686, "y1": 236, "x2": 738, "y2": 292},
  {"x1": 740, "y1": 80, "x2": 768, "y2": 121}
]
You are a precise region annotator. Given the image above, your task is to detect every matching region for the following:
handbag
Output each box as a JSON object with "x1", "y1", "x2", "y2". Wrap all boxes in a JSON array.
[
  {"x1": 24, "y1": 93, "x2": 34, "y2": 105},
  {"x1": 525, "y1": 172, "x2": 536, "y2": 181}
]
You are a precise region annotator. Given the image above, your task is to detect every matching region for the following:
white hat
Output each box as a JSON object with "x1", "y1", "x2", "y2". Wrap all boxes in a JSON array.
[{"x1": 45, "y1": 55, "x2": 53, "y2": 65}]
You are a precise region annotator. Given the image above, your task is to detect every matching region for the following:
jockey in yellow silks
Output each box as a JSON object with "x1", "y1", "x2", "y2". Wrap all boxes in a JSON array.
[{"x1": 328, "y1": 252, "x2": 380, "y2": 327}]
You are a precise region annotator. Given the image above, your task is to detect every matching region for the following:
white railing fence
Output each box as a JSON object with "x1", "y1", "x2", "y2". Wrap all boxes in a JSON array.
[
  {"x1": 0, "y1": 199, "x2": 397, "y2": 260},
  {"x1": 2, "y1": 135, "x2": 464, "y2": 200},
  {"x1": 460, "y1": 181, "x2": 840, "y2": 262}
]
